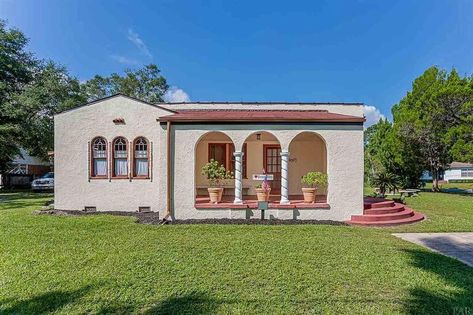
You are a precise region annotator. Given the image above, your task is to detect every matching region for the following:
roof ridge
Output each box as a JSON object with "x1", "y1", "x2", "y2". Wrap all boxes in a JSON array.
[
  {"x1": 176, "y1": 109, "x2": 329, "y2": 113},
  {"x1": 162, "y1": 101, "x2": 364, "y2": 105}
]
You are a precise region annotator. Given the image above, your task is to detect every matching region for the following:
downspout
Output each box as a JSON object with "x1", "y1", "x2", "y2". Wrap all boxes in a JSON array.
[{"x1": 164, "y1": 120, "x2": 172, "y2": 221}]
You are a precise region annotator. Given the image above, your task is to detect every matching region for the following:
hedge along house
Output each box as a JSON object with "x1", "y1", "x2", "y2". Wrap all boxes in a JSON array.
[{"x1": 54, "y1": 94, "x2": 365, "y2": 221}]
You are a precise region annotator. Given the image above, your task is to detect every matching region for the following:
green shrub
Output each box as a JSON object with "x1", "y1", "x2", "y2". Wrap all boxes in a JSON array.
[
  {"x1": 448, "y1": 179, "x2": 473, "y2": 183},
  {"x1": 301, "y1": 171, "x2": 328, "y2": 189},
  {"x1": 201, "y1": 159, "x2": 233, "y2": 187}
]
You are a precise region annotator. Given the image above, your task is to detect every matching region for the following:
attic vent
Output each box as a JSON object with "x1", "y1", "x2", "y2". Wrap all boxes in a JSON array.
[
  {"x1": 138, "y1": 206, "x2": 151, "y2": 213},
  {"x1": 84, "y1": 206, "x2": 97, "y2": 212},
  {"x1": 113, "y1": 118, "x2": 125, "y2": 124}
]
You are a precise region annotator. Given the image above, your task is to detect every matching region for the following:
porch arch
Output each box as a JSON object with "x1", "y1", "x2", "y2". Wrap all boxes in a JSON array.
[
  {"x1": 194, "y1": 131, "x2": 236, "y2": 199},
  {"x1": 288, "y1": 131, "x2": 328, "y2": 197},
  {"x1": 241, "y1": 131, "x2": 282, "y2": 198}
]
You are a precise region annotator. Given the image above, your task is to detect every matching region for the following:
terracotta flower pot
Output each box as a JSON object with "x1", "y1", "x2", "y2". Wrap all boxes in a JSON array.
[
  {"x1": 255, "y1": 188, "x2": 271, "y2": 202},
  {"x1": 208, "y1": 187, "x2": 224, "y2": 204},
  {"x1": 302, "y1": 187, "x2": 317, "y2": 203}
]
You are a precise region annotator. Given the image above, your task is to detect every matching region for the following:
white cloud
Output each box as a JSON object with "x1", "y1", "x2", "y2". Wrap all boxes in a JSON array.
[
  {"x1": 363, "y1": 105, "x2": 386, "y2": 128},
  {"x1": 127, "y1": 28, "x2": 152, "y2": 58},
  {"x1": 110, "y1": 54, "x2": 139, "y2": 65},
  {"x1": 164, "y1": 86, "x2": 190, "y2": 102}
]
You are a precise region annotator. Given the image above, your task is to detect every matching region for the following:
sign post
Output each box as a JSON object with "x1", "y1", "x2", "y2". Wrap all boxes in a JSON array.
[{"x1": 258, "y1": 201, "x2": 268, "y2": 220}]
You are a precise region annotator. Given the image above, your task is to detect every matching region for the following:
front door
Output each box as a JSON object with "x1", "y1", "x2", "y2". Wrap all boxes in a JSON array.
[{"x1": 263, "y1": 145, "x2": 281, "y2": 194}]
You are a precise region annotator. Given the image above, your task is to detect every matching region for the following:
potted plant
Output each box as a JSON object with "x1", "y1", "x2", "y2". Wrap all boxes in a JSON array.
[
  {"x1": 255, "y1": 172, "x2": 271, "y2": 202},
  {"x1": 201, "y1": 159, "x2": 233, "y2": 204},
  {"x1": 301, "y1": 171, "x2": 328, "y2": 203}
]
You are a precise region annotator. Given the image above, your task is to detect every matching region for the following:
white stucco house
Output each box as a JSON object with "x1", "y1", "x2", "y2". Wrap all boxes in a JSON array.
[
  {"x1": 54, "y1": 94, "x2": 365, "y2": 221},
  {"x1": 444, "y1": 162, "x2": 473, "y2": 182}
]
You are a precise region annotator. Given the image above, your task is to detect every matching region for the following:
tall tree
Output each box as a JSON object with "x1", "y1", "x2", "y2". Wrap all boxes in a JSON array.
[
  {"x1": 391, "y1": 66, "x2": 473, "y2": 190},
  {"x1": 82, "y1": 64, "x2": 169, "y2": 103},
  {"x1": 5, "y1": 62, "x2": 85, "y2": 158},
  {"x1": 0, "y1": 20, "x2": 37, "y2": 173},
  {"x1": 436, "y1": 70, "x2": 473, "y2": 163},
  {"x1": 364, "y1": 119, "x2": 423, "y2": 188}
]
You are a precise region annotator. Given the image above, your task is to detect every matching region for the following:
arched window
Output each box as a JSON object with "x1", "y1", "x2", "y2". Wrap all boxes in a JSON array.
[
  {"x1": 91, "y1": 137, "x2": 107, "y2": 177},
  {"x1": 133, "y1": 137, "x2": 149, "y2": 177},
  {"x1": 113, "y1": 137, "x2": 128, "y2": 177}
]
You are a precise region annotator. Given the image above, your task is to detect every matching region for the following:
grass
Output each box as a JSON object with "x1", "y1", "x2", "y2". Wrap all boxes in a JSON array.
[
  {"x1": 424, "y1": 181, "x2": 473, "y2": 190},
  {"x1": 1, "y1": 191, "x2": 473, "y2": 314},
  {"x1": 389, "y1": 192, "x2": 473, "y2": 232}
]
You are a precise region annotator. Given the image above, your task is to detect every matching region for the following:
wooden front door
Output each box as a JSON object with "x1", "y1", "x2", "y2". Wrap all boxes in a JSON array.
[{"x1": 263, "y1": 145, "x2": 281, "y2": 194}]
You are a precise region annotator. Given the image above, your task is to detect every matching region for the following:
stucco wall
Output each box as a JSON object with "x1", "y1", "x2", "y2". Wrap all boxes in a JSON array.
[{"x1": 54, "y1": 96, "x2": 170, "y2": 213}]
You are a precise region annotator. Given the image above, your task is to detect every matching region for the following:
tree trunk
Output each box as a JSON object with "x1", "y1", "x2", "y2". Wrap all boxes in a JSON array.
[{"x1": 431, "y1": 167, "x2": 440, "y2": 192}]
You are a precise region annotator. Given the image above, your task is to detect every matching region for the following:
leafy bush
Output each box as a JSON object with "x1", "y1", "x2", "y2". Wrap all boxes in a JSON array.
[
  {"x1": 371, "y1": 170, "x2": 401, "y2": 197},
  {"x1": 201, "y1": 159, "x2": 233, "y2": 187},
  {"x1": 301, "y1": 171, "x2": 328, "y2": 189},
  {"x1": 449, "y1": 179, "x2": 473, "y2": 183}
]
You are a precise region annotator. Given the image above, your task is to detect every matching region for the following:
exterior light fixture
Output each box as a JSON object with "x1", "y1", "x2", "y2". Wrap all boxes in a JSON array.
[{"x1": 256, "y1": 133, "x2": 261, "y2": 140}]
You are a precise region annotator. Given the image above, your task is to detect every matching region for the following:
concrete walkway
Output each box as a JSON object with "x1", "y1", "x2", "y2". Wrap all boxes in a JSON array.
[{"x1": 393, "y1": 233, "x2": 473, "y2": 267}]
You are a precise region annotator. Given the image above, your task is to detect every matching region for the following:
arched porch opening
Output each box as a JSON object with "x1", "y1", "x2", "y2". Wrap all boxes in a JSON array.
[
  {"x1": 194, "y1": 131, "x2": 236, "y2": 204},
  {"x1": 241, "y1": 131, "x2": 281, "y2": 202},
  {"x1": 288, "y1": 132, "x2": 328, "y2": 203}
]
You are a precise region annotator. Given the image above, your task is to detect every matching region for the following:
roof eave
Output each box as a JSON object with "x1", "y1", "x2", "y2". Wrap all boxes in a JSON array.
[{"x1": 158, "y1": 118, "x2": 365, "y2": 123}]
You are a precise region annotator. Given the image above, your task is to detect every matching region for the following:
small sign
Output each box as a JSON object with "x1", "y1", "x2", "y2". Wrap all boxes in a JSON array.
[
  {"x1": 252, "y1": 174, "x2": 274, "y2": 181},
  {"x1": 258, "y1": 201, "x2": 268, "y2": 210}
]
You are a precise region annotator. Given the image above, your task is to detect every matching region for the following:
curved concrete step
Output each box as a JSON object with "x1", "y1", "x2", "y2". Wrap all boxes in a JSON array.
[
  {"x1": 346, "y1": 212, "x2": 425, "y2": 226},
  {"x1": 350, "y1": 209, "x2": 414, "y2": 222},
  {"x1": 369, "y1": 200, "x2": 396, "y2": 209},
  {"x1": 364, "y1": 204, "x2": 405, "y2": 215}
]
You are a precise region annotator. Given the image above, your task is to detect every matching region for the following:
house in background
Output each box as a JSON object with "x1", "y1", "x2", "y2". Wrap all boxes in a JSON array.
[
  {"x1": 54, "y1": 94, "x2": 365, "y2": 221},
  {"x1": 0, "y1": 149, "x2": 51, "y2": 188},
  {"x1": 444, "y1": 162, "x2": 473, "y2": 182}
]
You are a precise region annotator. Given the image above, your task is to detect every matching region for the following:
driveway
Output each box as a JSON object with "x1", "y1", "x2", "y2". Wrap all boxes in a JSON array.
[{"x1": 393, "y1": 233, "x2": 473, "y2": 267}]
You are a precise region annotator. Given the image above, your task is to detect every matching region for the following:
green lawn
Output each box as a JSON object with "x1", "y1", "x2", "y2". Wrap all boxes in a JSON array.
[
  {"x1": 425, "y1": 181, "x2": 473, "y2": 190},
  {"x1": 1, "y1": 191, "x2": 473, "y2": 314}
]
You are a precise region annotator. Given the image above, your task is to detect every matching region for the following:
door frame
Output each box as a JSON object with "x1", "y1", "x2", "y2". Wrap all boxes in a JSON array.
[{"x1": 263, "y1": 144, "x2": 281, "y2": 194}]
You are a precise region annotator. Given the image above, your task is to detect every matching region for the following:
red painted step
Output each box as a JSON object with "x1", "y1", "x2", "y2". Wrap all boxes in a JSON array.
[
  {"x1": 369, "y1": 200, "x2": 395, "y2": 209},
  {"x1": 347, "y1": 199, "x2": 425, "y2": 227},
  {"x1": 364, "y1": 204, "x2": 405, "y2": 215},
  {"x1": 350, "y1": 209, "x2": 414, "y2": 222},
  {"x1": 346, "y1": 212, "x2": 425, "y2": 226}
]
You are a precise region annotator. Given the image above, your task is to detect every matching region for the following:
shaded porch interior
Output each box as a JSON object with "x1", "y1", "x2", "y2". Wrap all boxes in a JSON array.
[{"x1": 195, "y1": 131, "x2": 328, "y2": 209}]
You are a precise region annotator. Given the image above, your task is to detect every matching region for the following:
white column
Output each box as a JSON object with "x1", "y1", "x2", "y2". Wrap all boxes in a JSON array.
[
  {"x1": 233, "y1": 151, "x2": 243, "y2": 204},
  {"x1": 280, "y1": 150, "x2": 290, "y2": 204}
]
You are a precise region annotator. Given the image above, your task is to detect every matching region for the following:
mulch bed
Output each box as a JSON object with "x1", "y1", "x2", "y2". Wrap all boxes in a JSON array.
[
  {"x1": 33, "y1": 209, "x2": 162, "y2": 225},
  {"x1": 33, "y1": 209, "x2": 347, "y2": 226},
  {"x1": 171, "y1": 219, "x2": 347, "y2": 225}
]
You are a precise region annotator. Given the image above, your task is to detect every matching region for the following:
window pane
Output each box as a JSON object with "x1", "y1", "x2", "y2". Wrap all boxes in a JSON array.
[
  {"x1": 115, "y1": 150, "x2": 127, "y2": 158},
  {"x1": 93, "y1": 150, "x2": 106, "y2": 158},
  {"x1": 136, "y1": 150, "x2": 147, "y2": 158},
  {"x1": 94, "y1": 159, "x2": 107, "y2": 176},
  {"x1": 210, "y1": 144, "x2": 226, "y2": 167},
  {"x1": 114, "y1": 158, "x2": 128, "y2": 176},
  {"x1": 135, "y1": 159, "x2": 148, "y2": 176}
]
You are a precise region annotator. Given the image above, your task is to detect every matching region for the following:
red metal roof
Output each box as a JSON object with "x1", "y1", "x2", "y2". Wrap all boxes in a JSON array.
[{"x1": 159, "y1": 109, "x2": 365, "y2": 123}]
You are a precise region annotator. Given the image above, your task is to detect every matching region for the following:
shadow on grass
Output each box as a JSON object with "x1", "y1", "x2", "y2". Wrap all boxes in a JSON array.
[
  {"x1": 419, "y1": 188, "x2": 472, "y2": 197},
  {"x1": 0, "y1": 191, "x2": 53, "y2": 210},
  {"x1": 0, "y1": 285, "x2": 92, "y2": 314},
  {"x1": 402, "y1": 247, "x2": 473, "y2": 314},
  {"x1": 143, "y1": 292, "x2": 221, "y2": 314}
]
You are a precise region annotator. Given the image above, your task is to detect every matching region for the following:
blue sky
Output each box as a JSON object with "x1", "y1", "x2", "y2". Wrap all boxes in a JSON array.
[{"x1": 2, "y1": 0, "x2": 473, "y2": 125}]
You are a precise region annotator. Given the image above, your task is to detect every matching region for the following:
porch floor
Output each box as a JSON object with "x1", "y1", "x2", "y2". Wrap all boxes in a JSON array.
[{"x1": 195, "y1": 194, "x2": 329, "y2": 209}]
